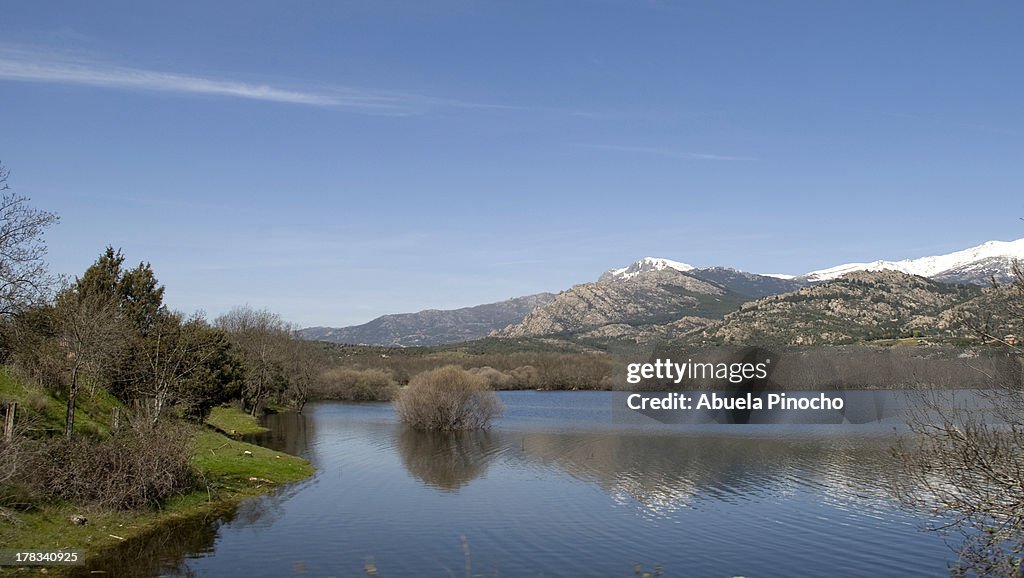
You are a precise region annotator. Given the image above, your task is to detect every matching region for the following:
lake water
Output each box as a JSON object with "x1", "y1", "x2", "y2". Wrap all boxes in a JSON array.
[{"x1": 78, "y1": 391, "x2": 959, "y2": 577}]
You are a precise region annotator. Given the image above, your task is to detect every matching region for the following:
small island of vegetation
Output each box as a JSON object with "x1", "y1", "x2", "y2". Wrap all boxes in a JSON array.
[{"x1": 394, "y1": 365, "x2": 503, "y2": 431}]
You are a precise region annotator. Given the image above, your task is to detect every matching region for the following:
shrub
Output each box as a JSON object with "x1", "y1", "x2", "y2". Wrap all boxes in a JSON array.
[
  {"x1": 316, "y1": 368, "x2": 399, "y2": 401},
  {"x1": 25, "y1": 390, "x2": 49, "y2": 413},
  {"x1": 36, "y1": 422, "x2": 195, "y2": 510},
  {"x1": 467, "y1": 366, "x2": 513, "y2": 389},
  {"x1": 508, "y1": 365, "x2": 540, "y2": 389},
  {"x1": 0, "y1": 435, "x2": 28, "y2": 511},
  {"x1": 393, "y1": 366, "x2": 503, "y2": 431},
  {"x1": 0, "y1": 412, "x2": 50, "y2": 514}
]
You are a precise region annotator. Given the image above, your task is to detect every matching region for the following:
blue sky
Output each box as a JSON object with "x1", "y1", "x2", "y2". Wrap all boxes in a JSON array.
[{"x1": 1, "y1": 1, "x2": 1022, "y2": 327}]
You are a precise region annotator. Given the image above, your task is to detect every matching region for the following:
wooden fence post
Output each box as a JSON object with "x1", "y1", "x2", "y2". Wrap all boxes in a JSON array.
[{"x1": 3, "y1": 402, "x2": 15, "y2": 442}]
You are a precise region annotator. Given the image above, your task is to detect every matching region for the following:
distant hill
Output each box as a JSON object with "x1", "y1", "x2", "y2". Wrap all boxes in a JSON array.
[{"x1": 299, "y1": 293, "x2": 555, "y2": 347}]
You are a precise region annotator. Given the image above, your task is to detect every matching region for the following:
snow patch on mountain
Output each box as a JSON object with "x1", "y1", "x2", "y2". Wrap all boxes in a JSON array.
[
  {"x1": 599, "y1": 257, "x2": 695, "y2": 282},
  {"x1": 802, "y1": 239, "x2": 1024, "y2": 282},
  {"x1": 759, "y1": 273, "x2": 797, "y2": 280}
]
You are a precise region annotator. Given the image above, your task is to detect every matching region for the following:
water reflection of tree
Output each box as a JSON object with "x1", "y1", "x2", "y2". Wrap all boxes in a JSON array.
[
  {"x1": 66, "y1": 505, "x2": 237, "y2": 578},
  {"x1": 395, "y1": 428, "x2": 497, "y2": 492},
  {"x1": 891, "y1": 263, "x2": 1024, "y2": 576},
  {"x1": 894, "y1": 388, "x2": 1024, "y2": 577},
  {"x1": 246, "y1": 411, "x2": 313, "y2": 459},
  {"x1": 227, "y1": 487, "x2": 297, "y2": 529},
  {"x1": 68, "y1": 412, "x2": 314, "y2": 578}
]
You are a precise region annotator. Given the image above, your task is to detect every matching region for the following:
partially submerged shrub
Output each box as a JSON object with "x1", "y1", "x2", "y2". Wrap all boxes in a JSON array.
[{"x1": 394, "y1": 366, "x2": 503, "y2": 431}]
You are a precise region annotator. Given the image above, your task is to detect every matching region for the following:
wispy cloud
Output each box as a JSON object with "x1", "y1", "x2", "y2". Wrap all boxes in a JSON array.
[
  {"x1": 0, "y1": 45, "x2": 504, "y2": 114},
  {"x1": 579, "y1": 143, "x2": 758, "y2": 161}
]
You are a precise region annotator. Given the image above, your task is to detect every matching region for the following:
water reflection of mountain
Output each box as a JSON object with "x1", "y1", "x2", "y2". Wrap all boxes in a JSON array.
[
  {"x1": 394, "y1": 428, "x2": 500, "y2": 491},
  {"x1": 512, "y1": 430, "x2": 898, "y2": 516}
]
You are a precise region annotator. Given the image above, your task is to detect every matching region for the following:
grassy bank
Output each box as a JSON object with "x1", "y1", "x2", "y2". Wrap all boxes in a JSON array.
[
  {"x1": 0, "y1": 368, "x2": 122, "y2": 439},
  {"x1": 205, "y1": 405, "x2": 270, "y2": 436},
  {"x1": 0, "y1": 371, "x2": 314, "y2": 575}
]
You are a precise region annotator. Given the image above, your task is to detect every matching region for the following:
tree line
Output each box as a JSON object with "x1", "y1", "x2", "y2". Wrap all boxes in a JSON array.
[
  {"x1": 0, "y1": 163, "x2": 340, "y2": 515},
  {"x1": 0, "y1": 162, "x2": 348, "y2": 441},
  {"x1": 2, "y1": 245, "x2": 341, "y2": 435}
]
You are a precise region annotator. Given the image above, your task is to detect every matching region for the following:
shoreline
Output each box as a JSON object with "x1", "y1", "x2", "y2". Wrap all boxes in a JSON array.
[{"x1": 0, "y1": 409, "x2": 314, "y2": 576}]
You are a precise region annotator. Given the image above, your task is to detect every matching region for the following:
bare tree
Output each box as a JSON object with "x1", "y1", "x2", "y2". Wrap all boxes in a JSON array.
[
  {"x1": 133, "y1": 312, "x2": 226, "y2": 422},
  {"x1": 215, "y1": 306, "x2": 291, "y2": 416},
  {"x1": 54, "y1": 289, "x2": 124, "y2": 439},
  {"x1": 283, "y1": 336, "x2": 328, "y2": 414},
  {"x1": 0, "y1": 163, "x2": 59, "y2": 318},
  {"x1": 282, "y1": 338, "x2": 313, "y2": 416},
  {"x1": 893, "y1": 262, "x2": 1024, "y2": 576}
]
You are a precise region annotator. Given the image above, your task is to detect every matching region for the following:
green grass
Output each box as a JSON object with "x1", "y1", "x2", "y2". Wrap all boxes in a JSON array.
[
  {"x1": 3, "y1": 430, "x2": 311, "y2": 549},
  {"x1": 0, "y1": 369, "x2": 314, "y2": 572},
  {"x1": 204, "y1": 405, "x2": 269, "y2": 436},
  {"x1": 0, "y1": 498, "x2": 225, "y2": 559},
  {"x1": 0, "y1": 429, "x2": 313, "y2": 573},
  {"x1": 0, "y1": 367, "x2": 121, "y2": 438},
  {"x1": 191, "y1": 429, "x2": 313, "y2": 490}
]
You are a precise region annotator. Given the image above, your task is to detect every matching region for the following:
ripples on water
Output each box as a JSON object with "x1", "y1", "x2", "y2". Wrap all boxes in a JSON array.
[{"x1": 78, "y1": 391, "x2": 955, "y2": 577}]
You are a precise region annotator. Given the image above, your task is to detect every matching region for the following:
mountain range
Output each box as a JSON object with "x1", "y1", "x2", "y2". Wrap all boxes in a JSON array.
[
  {"x1": 300, "y1": 238, "x2": 1024, "y2": 347},
  {"x1": 801, "y1": 238, "x2": 1024, "y2": 284},
  {"x1": 299, "y1": 293, "x2": 555, "y2": 347}
]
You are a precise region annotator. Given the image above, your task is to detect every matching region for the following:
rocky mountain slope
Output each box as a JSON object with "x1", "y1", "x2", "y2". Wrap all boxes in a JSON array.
[
  {"x1": 496, "y1": 269, "x2": 747, "y2": 340},
  {"x1": 300, "y1": 293, "x2": 555, "y2": 347},
  {"x1": 697, "y1": 271, "x2": 983, "y2": 346},
  {"x1": 938, "y1": 282, "x2": 1024, "y2": 340},
  {"x1": 933, "y1": 255, "x2": 1024, "y2": 285},
  {"x1": 598, "y1": 257, "x2": 695, "y2": 282},
  {"x1": 688, "y1": 267, "x2": 807, "y2": 298}
]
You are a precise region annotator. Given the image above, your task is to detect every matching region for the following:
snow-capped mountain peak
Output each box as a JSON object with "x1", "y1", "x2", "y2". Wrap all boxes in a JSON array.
[
  {"x1": 802, "y1": 238, "x2": 1024, "y2": 282},
  {"x1": 599, "y1": 257, "x2": 695, "y2": 282}
]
